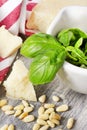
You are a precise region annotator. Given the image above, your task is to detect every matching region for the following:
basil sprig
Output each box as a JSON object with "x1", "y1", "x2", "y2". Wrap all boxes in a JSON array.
[
  {"x1": 57, "y1": 28, "x2": 87, "y2": 67},
  {"x1": 20, "y1": 28, "x2": 87, "y2": 85},
  {"x1": 20, "y1": 33, "x2": 66, "y2": 85}
]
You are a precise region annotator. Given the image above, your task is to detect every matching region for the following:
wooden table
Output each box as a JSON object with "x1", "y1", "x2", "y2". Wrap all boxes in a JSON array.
[{"x1": 0, "y1": 55, "x2": 87, "y2": 130}]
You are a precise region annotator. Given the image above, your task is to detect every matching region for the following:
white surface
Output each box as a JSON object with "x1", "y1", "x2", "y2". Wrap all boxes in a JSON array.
[{"x1": 47, "y1": 6, "x2": 87, "y2": 94}]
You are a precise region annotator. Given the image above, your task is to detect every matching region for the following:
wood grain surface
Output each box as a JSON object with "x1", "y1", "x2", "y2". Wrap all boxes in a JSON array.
[{"x1": 0, "y1": 55, "x2": 87, "y2": 130}]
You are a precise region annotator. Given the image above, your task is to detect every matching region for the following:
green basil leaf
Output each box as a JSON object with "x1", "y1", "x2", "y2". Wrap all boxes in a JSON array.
[
  {"x1": 74, "y1": 48, "x2": 87, "y2": 65},
  {"x1": 69, "y1": 28, "x2": 87, "y2": 38},
  {"x1": 66, "y1": 46, "x2": 87, "y2": 66},
  {"x1": 57, "y1": 28, "x2": 87, "y2": 47},
  {"x1": 75, "y1": 38, "x2": 83, "y2": 48},
  {"x1": 20, "y1": 33, "x2": 67, "y2": 85},
  {"x1": 66, "y1": 46, "x2": 78, "y2": 61},
  {"x1": 20, "y1": 33, "x2": 59, "y2": 58},
  {"x1": 29, "y1": 56, "x2": 57, "y2": 85},
  {"x1": 58, "y1": 28, "x2": 87, "y2": 39},
  {"x1": 57, "y1": 28, "x2": 87, "y2": 67},
  {"x1": 29, "y1": 50, "x2": 66, "y2": 85},
  {"x1": 57, "y1": 31, "x2": 75, "y2": 46}
]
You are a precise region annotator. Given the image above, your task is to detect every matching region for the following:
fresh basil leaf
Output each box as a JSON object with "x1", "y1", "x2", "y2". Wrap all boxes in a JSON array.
[
  {"x1": 66, "y1": 46, "x2": 87, "y2": 66},
  {"x1": 69, "y1": 28, "x2": 87, "y2": 39},
  {"x1": 29, "y1": 56, "x2": 57, "y2": 85},
  {"x1": 66, "y1": 46, "x2": 78, "y2": 61},
  {"x1": 20, "y1": 29, "x2": 87, "y2": 85},
  {"x1": 57, "y1": 28, "x2": 87, "y2": 67},
  {"x1": 57, "y1": 28, "x2": 87, "y2": 47},
  {"x1": 20, "y1": 33, "x2": 59, "y2": 58},
  {"x1": 29, "y1": 50, "x2": 66, "y2": 85},
  {"x1": 58, "y1": 28, "x2": 87, "y2": 39},
  {"x1": 75, "y1": 38, "x2": 83, "y2": 48},
  {"x1": 43, "y1": 45, "x2": 66, "y2": 66},
  {"x1": 20, "y1": 41, "x2": 46, "y2": 58},
  {"x1": 20, "y1": 33, "x2": 67, "y2": 85},
  {"x1": 74, "y1": 48, "x2": 87, "y2": 65},
  {"x1": 57, "y1": 31, "x2": 75, "y2": 46}
]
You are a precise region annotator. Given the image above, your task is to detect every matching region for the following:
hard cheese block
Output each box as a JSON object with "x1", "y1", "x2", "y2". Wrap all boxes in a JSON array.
[
  {"x1": 4, "y1": 60, "x2": 37, "y2": 101},
  {"x1": 0, "y1": 26, "x2": 22, "y2": 58}
]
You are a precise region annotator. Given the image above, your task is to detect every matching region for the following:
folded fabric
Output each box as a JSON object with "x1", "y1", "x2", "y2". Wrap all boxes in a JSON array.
[
  {"x1": 0, "y1": 53, "x2": 17, "y2": 84},
  {"x1": 0, "y1": 0, "x2": 40, "y2": 84}
]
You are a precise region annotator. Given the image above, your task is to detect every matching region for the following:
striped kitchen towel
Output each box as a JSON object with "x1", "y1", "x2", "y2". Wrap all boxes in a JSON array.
[{"x1": 0, "y1": 0, "x2": 40, "y2": 84}]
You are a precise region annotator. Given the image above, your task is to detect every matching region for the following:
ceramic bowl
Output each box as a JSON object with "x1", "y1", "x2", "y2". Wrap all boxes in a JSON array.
[{"x1": 47, "y1": 6, "x2": 87, "y2": 94}]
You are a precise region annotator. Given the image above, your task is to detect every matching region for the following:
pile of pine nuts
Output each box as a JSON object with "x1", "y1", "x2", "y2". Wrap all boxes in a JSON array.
[
  {"x1": 0, "y1": 99, "x2": 35, "y2": 130},
  {"x1": 33, "y1": 95, "x2": 75, "y2": 130},
  {"x1": 0, "y1": 94, "x2": 75, "y2": 130},
  {"x1": 0, "y1": 124, "x2": 15, "y2": 130}
]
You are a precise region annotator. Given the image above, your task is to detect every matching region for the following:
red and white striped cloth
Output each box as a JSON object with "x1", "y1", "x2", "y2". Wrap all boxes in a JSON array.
[{"x1": 0, "y1": 0, "x2": 40, "y2": 84}]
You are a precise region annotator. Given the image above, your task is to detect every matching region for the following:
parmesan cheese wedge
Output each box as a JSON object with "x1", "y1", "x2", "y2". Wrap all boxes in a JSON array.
[
  {"x1": 0, "y1": 26, "x2": 22, "y2": 58},
  {"x1": 4, "y1": 60, "x2": 37, "y2": 101}
]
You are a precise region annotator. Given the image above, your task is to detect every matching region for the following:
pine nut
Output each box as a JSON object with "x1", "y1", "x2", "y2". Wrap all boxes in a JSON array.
[
  {"x1": 19, "y1": 112, "x2": 28, "y2": 119},
  {"x1": 39, "y1": 125, "x2": 49, "y2": 130},
  {"x1": 22, "y1": 100, "x2": 29, "y2": 107},
  {"x1": 67, "y1": 118, "x2": 74, "y2": 129},
  {"x1": 39, "y1": 95, "x2": 46, "y2": 103},
  {"x1": 8, "y1": 124, "x2": 14, "y2": 130},
  {"x1": 33, "y1": 124, "x2": 40, "y2": 130},
  {"x1": 49, "y1": 112, "x2": 61, "y2": 120},
  {"x1": 47, "y1": 120, "x2": 55, "y2": 128},
  {"x1": 14, "y1": 104, "x2": 24, "y2": 111},
  {"x1": 38, "y1": 106, "x2": 45, "y2": 115},
  {"x1": 0, "y1": 99, "x2": 7, "y2": 107},
  {"x1": 5, "y1": 110, "x2": 14, "y2": 115},
  {"x1": 44, "y1": 103, "x2": 55, "y2": 109},
  {"x1": 52, "y1": 95, "x2": 60, "y2": 102},
  {"x1": 14, "y1": 110, "x2": 22, "y2": 117},
  {"x1": 24, "y1": 107, "x2": 33, "y2": 113},
  {"x1": 51, "y1": 119, "x2": 60, "y2": 125},
  {"x1": 39, "y1": 113, "x2": 49, "y2": 120},
  {"x1": 45, "y1": 108, "x2": 54, "y2": 114},
  {"x1": 23, "y1": 115, "x2": 35, "y2": 123},
  {"x1": 1, "y1": 105, "x2": 13, "y2": 111},
  {"x1": 37, "y1": 119, "x2": 47, "y2": 125},
  {"x1": 0, "y1": 124, "x2": 8, "y2": 130},
  {"x1": 56, "y1": 104, "x2": 69, "y2": 112}
]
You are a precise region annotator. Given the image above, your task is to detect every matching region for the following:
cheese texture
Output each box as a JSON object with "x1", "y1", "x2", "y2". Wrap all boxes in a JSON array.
[
  {"x1": 4, "y1": 60, "x2": 37, "y2": 101},
  {"x1": 0, "y1": 26, "x2": 22, "y2": 58}
]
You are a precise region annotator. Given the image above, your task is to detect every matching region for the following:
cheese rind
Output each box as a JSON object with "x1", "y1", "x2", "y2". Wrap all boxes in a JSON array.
[
  {"x1": 0, "y1": 26, "x2": 22, "y2": 58},
  {"x1": 4, "y1": 60, "x2": 37, "y2": 101}
]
